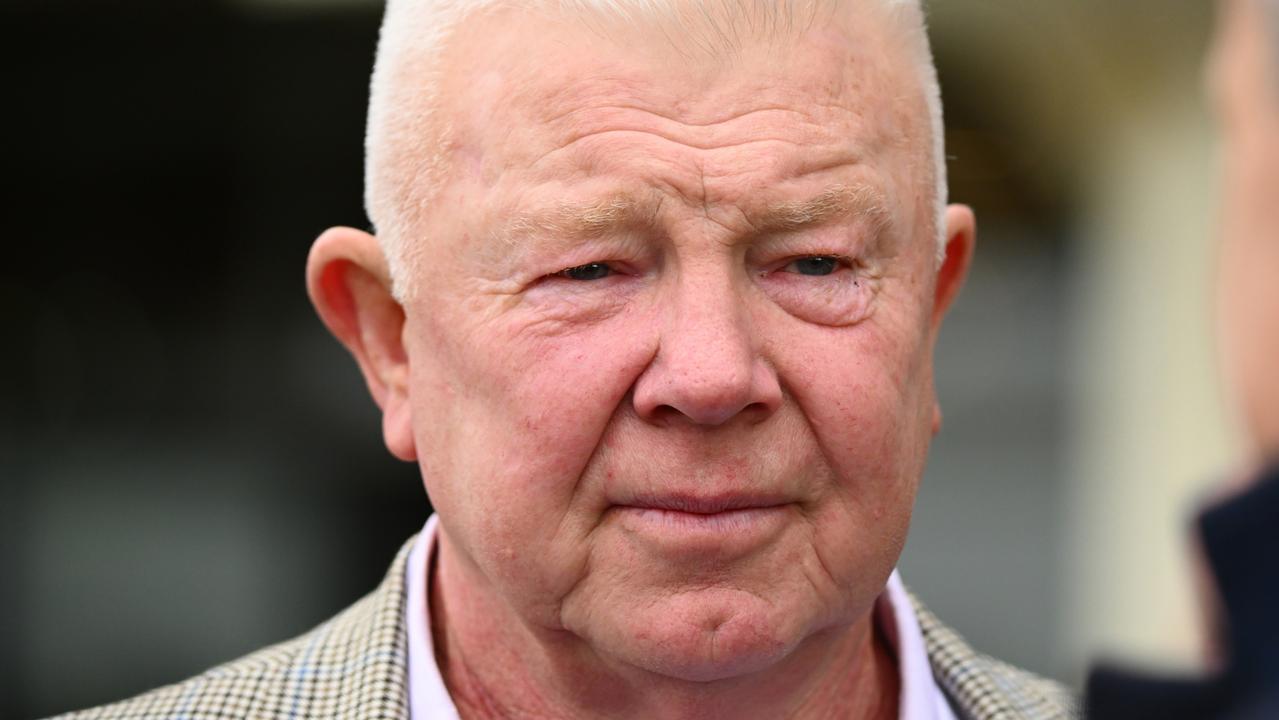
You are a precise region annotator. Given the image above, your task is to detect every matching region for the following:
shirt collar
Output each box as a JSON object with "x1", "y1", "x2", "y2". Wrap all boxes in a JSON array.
[
  {"x1": 405, "y1": 516, "x2": 954, "y2": 720},
  {"x1": 406, "y1": 515, "x2": 461, "y2": 720},
  {"x1": 879, "y1": 569, "x2": 959, "y2": 720}
]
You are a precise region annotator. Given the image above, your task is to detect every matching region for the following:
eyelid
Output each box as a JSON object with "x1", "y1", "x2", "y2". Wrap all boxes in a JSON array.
[
  {"x1": 765, "y1": 253, "x2": 857, "y2": 274},
  {"x1": 783, "y1": 255, "x2": 848, "y2": 274},
  {"x1": 556, "y1": 261, "x2": 607, "y2": 276},
  {"x1": 543, "y1": 259, "x2": 639, "y2": 282}
]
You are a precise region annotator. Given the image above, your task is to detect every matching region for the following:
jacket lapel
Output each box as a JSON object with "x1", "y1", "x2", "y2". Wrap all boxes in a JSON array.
[{"x1": 911, "y1": 593, "x2": 1079, "y2": 720}]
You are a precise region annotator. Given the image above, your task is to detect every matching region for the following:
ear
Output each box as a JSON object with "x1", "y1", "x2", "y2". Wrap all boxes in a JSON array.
[
  {"x1": 306, "y1": 226, "x2": 417, "y2": 461},
  {"x1": 929, "y1": 204, "x2": 978, "y2": 435},
  {"x1": 932, "y1": 205, "x2": 977, "y2": 329}
]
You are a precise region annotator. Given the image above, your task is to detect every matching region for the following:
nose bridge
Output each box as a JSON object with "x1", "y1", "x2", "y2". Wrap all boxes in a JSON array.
[
  {"x1": 632, "y1": 260, "x2": 781, "y2": 426},
  {"x1": 669, "y1": 266, "x2": 752, "y2": 380}
]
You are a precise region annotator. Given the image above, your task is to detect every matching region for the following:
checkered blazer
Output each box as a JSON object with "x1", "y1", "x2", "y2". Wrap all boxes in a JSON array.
[{"x1": 53, "y1": 536, "x2": 1079, "y2": 720}]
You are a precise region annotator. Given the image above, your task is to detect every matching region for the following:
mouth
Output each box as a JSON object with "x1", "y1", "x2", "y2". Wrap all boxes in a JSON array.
[
  {"x1": 609, "y1": 493, "x2": 794, "y2": 552},
  {"x1": 619, "y1": 493, "x2": 791, "y2": 515}
]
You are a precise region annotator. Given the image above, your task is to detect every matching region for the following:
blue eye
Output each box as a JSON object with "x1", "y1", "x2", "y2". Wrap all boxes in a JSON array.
[
  {"x1": 559, "y1": 263, "x2": 613, "y2": 281},
  {"x1": 786, "y1": 256, "x2": 841, "y2": 276}
]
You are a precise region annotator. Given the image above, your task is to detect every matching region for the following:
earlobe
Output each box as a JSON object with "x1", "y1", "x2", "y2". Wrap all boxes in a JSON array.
[
  {"x1": 382, "y1": 391, "x2": 418, "y2": 462},
  {"x1": 306, "y1": 226, "x2": 417, "y2": 461},
  {"x1": 932, "y1": 205, "x2": 977, "y2": 327}
]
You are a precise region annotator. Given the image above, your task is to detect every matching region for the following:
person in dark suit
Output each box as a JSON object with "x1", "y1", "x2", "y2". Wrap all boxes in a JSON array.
[{"x1": 1087, "y1": 0, "x2": 1279, "y2": 717}]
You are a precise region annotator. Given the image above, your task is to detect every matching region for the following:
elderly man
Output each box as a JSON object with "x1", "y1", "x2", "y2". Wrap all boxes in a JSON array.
[{"x1": 56, "y1": 1, "x2": 1075, "y2": 718}]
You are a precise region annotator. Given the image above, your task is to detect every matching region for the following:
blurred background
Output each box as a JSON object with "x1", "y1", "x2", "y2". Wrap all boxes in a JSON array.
[{"x1": 2, "y1": 0, "x2": 1236, "y2": 716}]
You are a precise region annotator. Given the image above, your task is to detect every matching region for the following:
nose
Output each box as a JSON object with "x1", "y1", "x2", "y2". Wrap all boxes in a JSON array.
[{"x1": 632, "y1": 275, "x2": 783, "y2": 427}]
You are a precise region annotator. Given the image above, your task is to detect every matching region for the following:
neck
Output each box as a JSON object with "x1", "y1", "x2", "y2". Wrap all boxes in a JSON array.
[{"x1": 429, "y1": 533, "x2": 900, "y2": 720}]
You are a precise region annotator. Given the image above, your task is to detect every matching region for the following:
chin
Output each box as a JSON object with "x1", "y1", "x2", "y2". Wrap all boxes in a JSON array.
[{"x1": 599, "y1": 589, "x2": 810, "y2": 683}]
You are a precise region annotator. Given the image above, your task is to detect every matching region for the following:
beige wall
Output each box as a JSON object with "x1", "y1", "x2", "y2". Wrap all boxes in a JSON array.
[
  {"x1": 1065, "y1": 90, "x2": 1235, "y2": 670},
  {"x1": 928, "y1": 0, "x2": 1237, "y2": 674}
]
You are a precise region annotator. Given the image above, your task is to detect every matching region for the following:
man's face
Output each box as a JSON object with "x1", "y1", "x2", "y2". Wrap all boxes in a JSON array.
[
  {"x1": 1212, "y1": 0, "x2": 1279, "y2": 459},
  {"x1": 394, "y1": 6, "x2": 961, "y2": 681}
]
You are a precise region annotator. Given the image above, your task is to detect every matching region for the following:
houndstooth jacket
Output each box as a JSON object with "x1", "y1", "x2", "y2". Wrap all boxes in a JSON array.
[{"x1": 52, "y1": 537, "x2": 1079, "y2": 720}]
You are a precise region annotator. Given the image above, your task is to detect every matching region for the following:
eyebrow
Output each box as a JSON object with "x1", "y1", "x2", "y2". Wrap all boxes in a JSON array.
[
  {"x1": 502, "y1": 192, "x2": 660, "y2": 245},
  {"x1": 496, "y1": 182, "x2": 891, "y2": 250},
  {"x1": 751, "y1": 183, "x2": 892, "y2": 235}
]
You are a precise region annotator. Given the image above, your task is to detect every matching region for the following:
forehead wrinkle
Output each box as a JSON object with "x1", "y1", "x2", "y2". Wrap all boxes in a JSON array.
[{"x1": 751, "y1": 183, "x2": 891, "y2": 235}]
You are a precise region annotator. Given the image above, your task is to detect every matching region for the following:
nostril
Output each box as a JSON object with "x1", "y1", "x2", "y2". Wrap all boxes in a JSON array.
[
  {"x1": 650, "y1": 404, "x2": 682, "y2": 423},
  {"x1": 740, "y1": 401, "x2": 774, "y2": 423}
]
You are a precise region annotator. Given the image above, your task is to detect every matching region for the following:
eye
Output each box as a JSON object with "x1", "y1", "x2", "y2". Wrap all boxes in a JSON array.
[
  {"x1": 783, "y1": 256, "x2": 843, "y2": 276},
  {"x1": 757, "y1": 252, "x2": 876, "y2": 326},
  {"x1": 557, "y1": 262, "x2": 614, "y2": 281}
]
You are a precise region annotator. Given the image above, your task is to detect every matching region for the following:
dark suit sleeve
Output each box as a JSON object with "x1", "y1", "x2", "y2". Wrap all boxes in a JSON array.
[
  {"x1": 1086, "y1": 465, "x2": 1279, "y2": 720},
  {"x1": 1198, "y1": 464, "x2": 1279, "y2": 689}
]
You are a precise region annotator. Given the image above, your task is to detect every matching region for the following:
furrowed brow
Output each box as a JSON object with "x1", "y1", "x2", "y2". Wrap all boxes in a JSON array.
[
  {"x1": 751, "y1": 183, "x2": 892, "y2": 235},
  {"x1": 499, "y1": 192, "x2": 659, "y2": 249}
]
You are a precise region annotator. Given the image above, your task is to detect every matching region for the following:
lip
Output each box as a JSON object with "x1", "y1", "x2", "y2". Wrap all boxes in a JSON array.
[
  {"x1": 620, "y1": 493, "x2": 791, "y2": 515},
  {"x1": 609, "y1": 494, "x2": 794, "y2": 555}
]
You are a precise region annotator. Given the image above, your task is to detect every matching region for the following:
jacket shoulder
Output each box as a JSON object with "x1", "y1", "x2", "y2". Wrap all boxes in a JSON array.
[
  {"x1": 49, "y1": 537, "x2": 415, "y2": 720},
  {"x1": 52, "y1": 625, "x2": 323, "y2": 720},
  {"x1": 912, "y1": 594, "x2": 1081, "y2": 720}
]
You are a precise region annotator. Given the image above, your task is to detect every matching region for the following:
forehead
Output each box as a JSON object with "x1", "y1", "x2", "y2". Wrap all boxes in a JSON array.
[
  {"x1": 423, "y1": 2, "x2": 928, "y2": 235},
  {"x1": 460, "y1": 7, "x2": 915, "y2": 134}
]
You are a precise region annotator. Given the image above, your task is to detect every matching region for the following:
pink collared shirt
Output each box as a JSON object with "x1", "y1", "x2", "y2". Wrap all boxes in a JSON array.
[{"x1": 406, "y1": 515, "x2": 957, "y2": 720}]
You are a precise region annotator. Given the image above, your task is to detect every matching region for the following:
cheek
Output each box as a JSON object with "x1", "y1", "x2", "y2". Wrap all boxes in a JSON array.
[
  {"x1": 775, "y1": 302, "x2": 934, "y2": 504},
  {"x1": 407, "y1": 302, "x2": 658, "y2": 604},
  {"x1": 769, "y1": 318, "x2": 932, "y2": 595}
]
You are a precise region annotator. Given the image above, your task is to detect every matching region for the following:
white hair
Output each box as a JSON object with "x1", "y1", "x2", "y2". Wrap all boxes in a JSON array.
[{"x1": 365, "y1": 0, "x2": 947, "y2": 300}]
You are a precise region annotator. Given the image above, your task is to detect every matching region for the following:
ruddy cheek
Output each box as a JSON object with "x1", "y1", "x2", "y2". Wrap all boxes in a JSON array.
[{"x1": 496, "y1": 314, "x2": 658, "y2": 456}]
